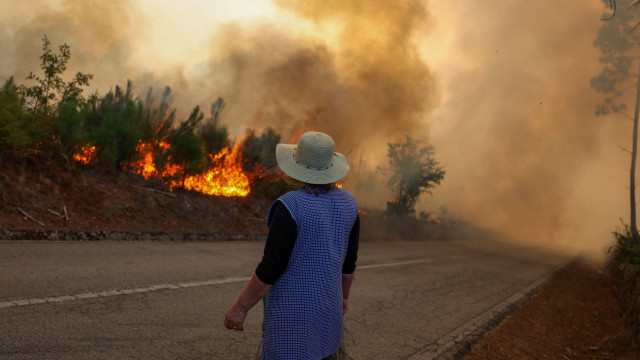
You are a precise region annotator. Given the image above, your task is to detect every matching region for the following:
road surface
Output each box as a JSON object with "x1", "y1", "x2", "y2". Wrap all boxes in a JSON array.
[{"x1": 0, "y1": 238, "x2": 567, "y2": 359}]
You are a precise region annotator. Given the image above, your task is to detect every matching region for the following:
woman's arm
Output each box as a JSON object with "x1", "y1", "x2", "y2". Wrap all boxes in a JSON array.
[
  {"x1": 224, "y1": 273, "x2": 271, "y2": 331},
  {"x1": 342, "y1": 272, "x2": 355, "y2": 315}
]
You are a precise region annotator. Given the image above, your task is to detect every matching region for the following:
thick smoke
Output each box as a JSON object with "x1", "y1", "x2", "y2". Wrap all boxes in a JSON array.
[
  {"x1": 0, "y1": 0, "x2": 143, "y2": 92},
  {"x1": 0, "y1": 0, "x2": 629, "y2": 257},
  {"x1": 422, "y1": 1, "x2": 628, "y2": 257},
  {"x1": 189, "y1": 0, "x2": 438, "y2": 159}
]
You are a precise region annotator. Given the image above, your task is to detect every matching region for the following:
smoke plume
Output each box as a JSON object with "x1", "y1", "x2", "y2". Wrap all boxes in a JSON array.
[{"x1": 0, "y1": 0, "x2": 629, "y2": 257}]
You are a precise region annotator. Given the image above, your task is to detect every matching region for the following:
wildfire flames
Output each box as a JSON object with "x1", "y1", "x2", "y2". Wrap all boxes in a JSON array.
[
  {"x1": 74, "y1": 141, "x2": 250, "y2": 197},
  {"x1": 73, "y1": 145, "x2": 98, "y2": 165},
  {"x1": 174, "y1": 145, "x2": 250, "y2": 197}
]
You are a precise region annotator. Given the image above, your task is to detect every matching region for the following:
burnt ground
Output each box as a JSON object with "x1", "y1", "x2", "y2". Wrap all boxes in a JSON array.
[{"x1": 0, "y1": 161, "x2": 635, "y2": 358}]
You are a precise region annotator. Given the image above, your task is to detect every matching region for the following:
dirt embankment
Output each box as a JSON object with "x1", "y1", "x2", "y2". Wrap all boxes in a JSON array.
[
  {"x1": 0, "y1": 161, "x2": 450, "y2": 242},
  {"x1": 0, "y1": 161, "x2": 271, "y2": 239}
]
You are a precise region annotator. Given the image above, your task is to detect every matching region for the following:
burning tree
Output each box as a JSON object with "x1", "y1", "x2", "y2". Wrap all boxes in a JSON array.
[
  {"x1": 592, "y1": 0, "x2": 640, "y2": 262},
  {"x1": 383, "y1": 136, "x2": 445, "y2": 216}
]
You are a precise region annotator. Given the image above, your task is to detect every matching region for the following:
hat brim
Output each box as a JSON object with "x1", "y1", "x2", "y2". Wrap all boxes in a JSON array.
[{"x1": 276, "y1": 144, "x2": 349, "y2": 185}]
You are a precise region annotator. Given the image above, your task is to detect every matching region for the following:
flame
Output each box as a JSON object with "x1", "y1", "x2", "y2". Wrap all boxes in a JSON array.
[
  {"x1": 173, "y1": 144, "x2": 250, "y2": 197},
  {"x1": 73, "y1": 140, "x2": 250, "y2": 197},
  {"x1": 73, "y1": 145, "x2": 98, "y2": 165}
]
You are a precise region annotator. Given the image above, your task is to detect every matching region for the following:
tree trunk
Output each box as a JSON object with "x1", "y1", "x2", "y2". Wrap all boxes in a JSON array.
[{"x1": 630, "y1": 65, "x2": 640, "y2": 237}]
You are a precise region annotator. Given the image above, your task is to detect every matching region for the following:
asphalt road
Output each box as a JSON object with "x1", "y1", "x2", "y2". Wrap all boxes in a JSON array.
[{"x1": 0, "y1": 239, "x2": 567, "y2": 359}]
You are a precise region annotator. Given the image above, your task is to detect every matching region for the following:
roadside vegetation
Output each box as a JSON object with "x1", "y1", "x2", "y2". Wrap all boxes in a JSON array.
[
  {"x1": 592, "y1": 1, "x2": 640, "y2": 355},
  {"x1": 0, "y1": 35, "x2": 287, "y2": 198}
]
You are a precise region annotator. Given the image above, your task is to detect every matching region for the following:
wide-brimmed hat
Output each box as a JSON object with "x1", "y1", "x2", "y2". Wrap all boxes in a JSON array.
[{"x1": 276, "y1": 131, "x2": 349, "y2": 185}]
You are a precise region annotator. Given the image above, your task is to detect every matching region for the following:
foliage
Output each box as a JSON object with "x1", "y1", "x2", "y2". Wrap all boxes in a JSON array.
[
  {"x1": 591, "y1": 0, "x2": 640, "y2": 115},
  {"x1": 0, "y1": 35, "x2": 93, "y2": 162},
  {"x1": 84, "y1": 82, "x2": 150, "y2": 169},
  {"x1": 241, "y1": 127, "x2": 281, "y2": 171},
  {"x1": 200, "y1": 97, "x2": 229, "y2": 155},
  {"x1": 0, "y1": 77, "x2": 44, "y2": 159},
  {"x1": 592, "y1": 0, "x2": 640, "y2": 256},
  {"x1": 239, "y1": 127, "x2": 285, "y2": 199},
  {"x1": 21, "y1": 35, "x2": 92, "y2": 114},
  {"x1": 167, "y1": 106, "x2": 206, "y2": 185},
  {"x1": 383, "y1": 135, "x2": 445, "y2": 216},
  {"x1": 52, "y1": 101, "x2": 86, "y2": 163},
  {"x1": 612, "y1": 221, "x2": 640, "y2": 264}
]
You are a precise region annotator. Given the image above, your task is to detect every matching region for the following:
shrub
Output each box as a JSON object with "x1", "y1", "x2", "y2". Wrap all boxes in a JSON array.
[
  {"x1": 241, "y1": 127, "x2": 280, "y2": 171},
  {"x1": 0, "y1": 77, "x2": 48, "y2": 160},
  {"x1": 52, "y1": 101, "x2": 86, "y2": 163},
  {"x1": 612, "y1": 221, "x2": 640, "y2": 264},
  {"x1": 85, "y1": 82, "x2": 150, "y2": 169},
  {"x1": 200, "y1": 98, "x2": 229, "y2": 155},
  {"x1": 167, "y1": 106, "x2": 206, "y2": 185}
]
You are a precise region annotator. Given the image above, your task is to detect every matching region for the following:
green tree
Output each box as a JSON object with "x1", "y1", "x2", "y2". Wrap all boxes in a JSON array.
[
  {"x1": 200, "y1": 97, "x2": 229, "y2": 155},
  {"x1": 85, "y1": 82, "x2": 149, "y2": 169},
  {"x1": 0, "y1": 77, "x2": 42, "y2": 159},
  {"x1": 592, "y1": 0, "x2": 640, "y2": 239},
  {"x1": 21, "y1": 35, "x2": 92, "y2": 114},
  {"x1": 168, "y1": 106, "x2": 205, "y2": 187},
  {"x1": 383, "y1": 135, "x2": 445, "y2": 216},
  {"x1": 241, "y1": 127, "x2": 281, "y2": 171},
  {"x1": 52, "y1": 100, "x2": 87, "y2": 163}
]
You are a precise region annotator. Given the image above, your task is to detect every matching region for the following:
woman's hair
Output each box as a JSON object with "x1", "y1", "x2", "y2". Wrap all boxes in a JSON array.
[{"x1": 282, "y1": 174, "x2": 337, "y2": 196}]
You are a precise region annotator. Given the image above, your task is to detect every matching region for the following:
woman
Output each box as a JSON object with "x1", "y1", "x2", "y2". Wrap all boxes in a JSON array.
[{"x1": 224, "y1": 131, "x2": 360, "y2": 360}]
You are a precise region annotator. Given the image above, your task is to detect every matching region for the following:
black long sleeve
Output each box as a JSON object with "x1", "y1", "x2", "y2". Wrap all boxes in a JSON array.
[{"x1": 255, "y1": 201, "x2": 360, "y2": 285}]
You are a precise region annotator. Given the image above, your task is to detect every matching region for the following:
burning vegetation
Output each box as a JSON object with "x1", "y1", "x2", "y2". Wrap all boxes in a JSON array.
[{"x1": 0, "y1": 36, "x2": 288, "y2": 199}]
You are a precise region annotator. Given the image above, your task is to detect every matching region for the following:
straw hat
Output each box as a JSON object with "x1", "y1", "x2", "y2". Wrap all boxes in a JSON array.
[{"x1": 276, "y1": 131, "x2": 349, "y2": 185}]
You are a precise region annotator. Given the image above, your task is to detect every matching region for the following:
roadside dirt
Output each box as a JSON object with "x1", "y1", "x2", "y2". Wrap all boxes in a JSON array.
[{"x1": 458, "y1": 260, "x2": 635, "y2": 360}]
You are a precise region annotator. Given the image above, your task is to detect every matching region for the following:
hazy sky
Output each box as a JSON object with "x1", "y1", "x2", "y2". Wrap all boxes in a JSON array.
[{"x1": 0, "y1": 0, "x2": 628, "y2": 258}]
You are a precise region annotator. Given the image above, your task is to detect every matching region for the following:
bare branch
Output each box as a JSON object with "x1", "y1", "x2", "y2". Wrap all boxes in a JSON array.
[
  {"x1": 17, "y1": 207, "x2": 45, "y2": 227},
  {"x1": 619, "y1": 145, "x2": 633, "y2": 154},
  {"x1": 134, "y1": 185, "x2": 177, "y2": 198},
  {"x1": 602, "y1": 0, "x2": 617, "y2": 20},
  {"x1": 47, "y1": 208, "x2": 62, "y2": 217}
]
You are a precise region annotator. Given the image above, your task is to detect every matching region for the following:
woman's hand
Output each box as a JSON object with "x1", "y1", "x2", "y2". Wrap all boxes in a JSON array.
[{"x1": 224, "y1": 301, "x2": 248, "y2": 331}]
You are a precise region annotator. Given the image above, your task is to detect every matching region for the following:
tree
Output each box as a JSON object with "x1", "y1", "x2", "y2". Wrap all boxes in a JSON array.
[
  {"x1": 21, "y1": 35, "x2": 92, "y2": 114},
  {"x1": 85, "y1": 82, "x2": 149, "y2": 169},
  {"x1": 383, "y1": 135, "x2": 445, "y2": 216},
  {"x1": 592, "y1": 0, "x2": 640, "y2": 239},
  {"x1": 241, "y1": 127, "x2": 281, "y2": 171},
  {"x1": 0, "y1": 77, "x2": 42, "y2": 159},
  {"x1": 200, "y1": 98, "x2": 229, "y2": 155},
  {"x1": 168, "y1": 106, "x2": 205, "y2": 187}
]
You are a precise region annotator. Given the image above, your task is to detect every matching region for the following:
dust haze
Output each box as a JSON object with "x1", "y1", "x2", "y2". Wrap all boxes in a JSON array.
[{"x1": 0, "y1": 0, "x2": 629, "y2": 258}]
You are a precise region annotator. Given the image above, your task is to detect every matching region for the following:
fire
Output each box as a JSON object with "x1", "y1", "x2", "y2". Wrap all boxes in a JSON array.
[
  {"x1": 173, "y1": 145, "x2": 250, "y2": 197},
  {"x1": 73, "y1": 140, "x2": 250, "y2": 197},
  {"x1": 73, "y1": 145, "x2": 98, "y2": 165}
]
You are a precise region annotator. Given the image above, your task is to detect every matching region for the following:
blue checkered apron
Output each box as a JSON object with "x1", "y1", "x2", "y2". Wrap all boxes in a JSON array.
[{"x1": 262, "y1": 187, "x2": 358, "y2": 360}]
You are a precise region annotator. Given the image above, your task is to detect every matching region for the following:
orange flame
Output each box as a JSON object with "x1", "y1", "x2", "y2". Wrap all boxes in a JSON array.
[
  {"x1": 73, "y1": 145, "x2": 98, "y2": 165},
  {"x1": 73, "y1": 140, "x2": 250, "y2": 197},
  {"x1": 174, "y1": 144, "x2": 250, "y2": 197}
]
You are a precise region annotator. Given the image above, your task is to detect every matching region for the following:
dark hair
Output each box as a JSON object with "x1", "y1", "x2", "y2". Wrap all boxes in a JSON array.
[{"x1": 282, "y1": 174, "x2": 337, "y2": 196}]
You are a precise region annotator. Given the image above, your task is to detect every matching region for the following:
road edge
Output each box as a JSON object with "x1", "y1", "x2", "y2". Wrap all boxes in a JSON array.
[
  {"x1": 407, "y1": 265, "x2": 564, "y2": 360},
  {"x1": 0, "y1": 229, "x2": 266, "y2": 242}
]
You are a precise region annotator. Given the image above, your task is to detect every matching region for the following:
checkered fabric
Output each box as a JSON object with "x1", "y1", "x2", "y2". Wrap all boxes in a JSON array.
[{"x1": 262, "y1": 187, "x2": 358, "y2": 360}]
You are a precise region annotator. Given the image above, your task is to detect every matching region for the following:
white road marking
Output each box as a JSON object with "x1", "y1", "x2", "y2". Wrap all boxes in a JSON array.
[{"x1": 0, "y1": 259, "x2": 432, "y2": 309}]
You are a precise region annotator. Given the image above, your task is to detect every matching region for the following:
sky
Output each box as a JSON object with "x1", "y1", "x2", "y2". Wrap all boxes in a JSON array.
[{"x1": 0, "y1": 0, "x2": 628, "y2": 259}]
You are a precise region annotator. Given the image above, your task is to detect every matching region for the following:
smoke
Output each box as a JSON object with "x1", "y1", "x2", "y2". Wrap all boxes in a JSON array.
[
  {"x1": 0, "y1": 0, "x2": 144, "y2": 92},
  {"x1": 421, "y1": 1, "x2": 627, "y2": 258},
  {"x1": 0, "y1": 0, "x2": 629, "y2": 257}
]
